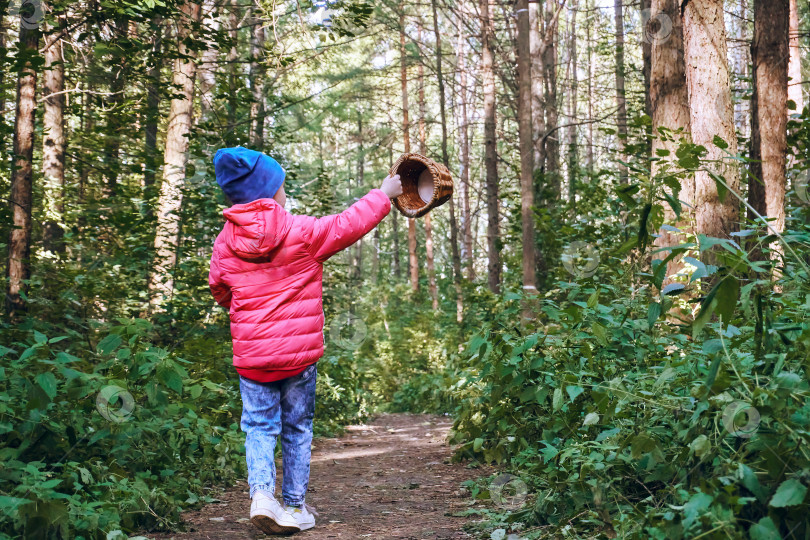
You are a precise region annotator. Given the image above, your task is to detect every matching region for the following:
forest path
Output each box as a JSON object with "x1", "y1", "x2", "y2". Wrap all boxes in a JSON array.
[{"x1": 154, "y1": 413, "x2": 489, "y2": 539}]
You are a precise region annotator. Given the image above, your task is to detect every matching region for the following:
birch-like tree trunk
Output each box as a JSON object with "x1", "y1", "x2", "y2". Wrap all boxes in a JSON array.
[
  {"x1": 199, "y1": 0, "x2": 219, "y2": 120},
  {"x1": 543, "y1": 1, "x2": 560, "y2": 196},
  {"x1": 482, "y1": 0, "x2": 500, "y2": 293},
  {"x1": 682, "y1": 0, "x2": 740, "y2": 250},
  {"x1": 517, "y1": 0, "x2": 537, "y2": 295},
  {"x1": 6, "y1": 21, "x2": 39, "y2": 314},
  {"x1": 748, "y1": 0, "x2": 788, "y2": 248},
  {"x1": 42, "y1": 17, "x2": 65, "y2": 252},
  {"x1": 148, "y1": 1, "x2": 201, "y2": 306}
]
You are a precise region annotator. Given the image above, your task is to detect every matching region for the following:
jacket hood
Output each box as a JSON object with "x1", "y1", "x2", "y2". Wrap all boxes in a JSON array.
[{"x1": 222, "y1": 198, "x2": 292, "y2": 259}]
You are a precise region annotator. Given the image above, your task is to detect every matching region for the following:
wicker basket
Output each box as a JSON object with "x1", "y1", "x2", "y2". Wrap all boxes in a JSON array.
[{"x1": 391, "y1": 153, "x2": 454, "y2": 218}]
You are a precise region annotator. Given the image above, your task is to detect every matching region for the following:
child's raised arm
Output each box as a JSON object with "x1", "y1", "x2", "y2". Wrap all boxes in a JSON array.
[{"x1": 305, "y1": 175, "x2": 402, "y2": 263}]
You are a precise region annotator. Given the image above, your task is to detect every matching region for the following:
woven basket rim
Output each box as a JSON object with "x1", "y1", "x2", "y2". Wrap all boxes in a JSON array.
[{"x1": 391, "y1": 153, "x2": 453, "y2": 218}]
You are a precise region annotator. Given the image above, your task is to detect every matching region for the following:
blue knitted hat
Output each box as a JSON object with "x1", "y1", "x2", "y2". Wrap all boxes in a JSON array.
[{"x1": 213, "y1": 147, "x2": 285, "y2": 204}]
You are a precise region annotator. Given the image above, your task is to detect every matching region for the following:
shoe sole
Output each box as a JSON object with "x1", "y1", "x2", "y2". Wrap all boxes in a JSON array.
[{"x1": 250, "y1": 514, "x2": 300, "y2": 535}]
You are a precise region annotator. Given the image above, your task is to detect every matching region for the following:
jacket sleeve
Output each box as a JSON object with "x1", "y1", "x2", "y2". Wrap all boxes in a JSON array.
[
  {"x1": 209, "y1": 249, "x2": 232, "y2": 309},
  {"x1": 305, "y1": 189, "x2": 391, "y2": 263}
]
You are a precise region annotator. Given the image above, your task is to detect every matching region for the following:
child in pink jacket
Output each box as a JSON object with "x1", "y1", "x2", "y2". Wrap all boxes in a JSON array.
[{"x1": 209, "y1": 147, "x2": 402, "y2": 534}]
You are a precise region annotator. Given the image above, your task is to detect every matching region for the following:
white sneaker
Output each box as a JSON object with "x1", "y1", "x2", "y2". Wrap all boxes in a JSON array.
[
  {"x1": 284, "y1": 503, "x2": 317, "y2": 531},
  {"x1": 250, "y1": 492, "x2": 300, "y2": 535}
]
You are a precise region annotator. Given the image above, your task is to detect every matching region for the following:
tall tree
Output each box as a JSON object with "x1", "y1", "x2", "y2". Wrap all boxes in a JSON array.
[
  {"x1": 682, "y1": 0, "x2": 740, "y2": 248},
  {"x1": 566, "y1": 1, "x2": 579, "y2": 205},
  {"x1": 400, "y1": 6, "x2": 419, "y2": 292},
  {"x1": 542, "y1": 1, "x2": 561, "y2": 195},
  {"x1": 748, "y1": 0, "x2": 789, "y2": 246},
  {"x1": 42, "y1": 14, "x2": 66, "y2": 252},
  {"x1": 517, "y1": 0, "x2": 537, "y2": 294},
  {"x1": 529, "y1": 1, "x2": 545, "y2": 171},
  {"x1": 148, "y1": 1, "x2": 202, "y2": 305},
  {"x1": 456, "y1": 22, "x2": 474, "y2": 280},
  {"x1": 6, "y1": 17, "x2": 39, "y2": 314},
  {"x1": 651, "y1": 0, "x2": 692, "y2": 277},
  {"x1": 102, "y1": 19, "x2": 129, "y2": 196},
  {"x1": 431, "y1": 0, "x2": 463, "y2": 320},
  {"x1": 614, "y1": 0, "x2": 628, "y2": 183},
  {"x1": 481, "y1": 0, "x2": 500, "y2": 293},
  {"x1": 417, "y1": 19, "x2": 438, "y2": 310},
  {"x1": 199, "y1": 0, "x2": 219, "y2": 120}
]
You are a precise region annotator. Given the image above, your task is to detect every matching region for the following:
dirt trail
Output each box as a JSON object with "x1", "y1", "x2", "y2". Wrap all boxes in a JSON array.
[{"x1": 154, "y1": 413, "x2": 489, "y2": 539}]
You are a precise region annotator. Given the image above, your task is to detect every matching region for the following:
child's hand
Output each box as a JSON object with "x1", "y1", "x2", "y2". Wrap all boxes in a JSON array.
[{"x1": 380, "y1": 174, "x2": 403, "y2": 199}]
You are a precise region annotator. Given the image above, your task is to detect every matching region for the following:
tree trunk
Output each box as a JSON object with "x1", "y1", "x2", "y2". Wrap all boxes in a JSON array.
[
  {"x1": 199, "y1": 0, "x2": 219, "y2": 120},
  {"x1": 417, "y1": 18, "x2": 438, "y2": 310},
  {"x1": 566, "y1": 0, "x2": 579, "y2": 206},
  {"x1": 788, "y1": 0, "x2": 803, "y2": 114},
  {"x1": 641, "y1": 0, "x2": 653, "y2": 119},
  {"x1": 6, "y1": 22, "x2": 38, "y2": 315},
  {"x1": 748, "y1": 0, "x2": 788, "y2": 250},
  {"x1": 148, "y1": 1, "x2": 201, "y2": 307},
  {"x1": 482, "y1": 0, "x2": 500, "y2": 293},
  {"x1": 144, "y1": 17, "x2": 163, "y2": 189},
  {"x1": 614, "y1": 0, "x2": 628, "y2": 183},
  {"x1": 529, "y1": 1, "x2": 545, "y2": 171},
  {"x1": 228, "y1": 0, "x2": 239, "y2": 132},
  {"x1": 651, "y1": 0, "x2": 692, "y2": 278},
  {"x1": 389, "y1": 144, "x2": 401, "y2": 278},
  {"x1": 249, "y1": 4, "x2": 266, "y2": 149},
  {"x1": 400, "y1": 6, "x2": 419, "y2": 292},
  {"x1": 682, "y1": 0, "x2": 740, "y2": 252},
  {"x1": 517, "y1": 0, "x2": 537, "y2": 295},
  {"x1": 431, "y1": 0, "x2": 462, "y2": 318},
  {"x1": 586, "y1": 0, "x2": 594, "y2": 172},
  {"x1": 543, "y1": 1, "x2": 560, "y2": 196},
  {"x1": 42, "y1": 17, "x2": 65, "y2": 253},
  {"x1": 456, "y1": 24, "x2": 474, "y2": 281}
]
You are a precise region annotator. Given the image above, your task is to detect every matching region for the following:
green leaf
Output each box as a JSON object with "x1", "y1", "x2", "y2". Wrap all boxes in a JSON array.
[
  {"x1": 583, "y1": 412, "x2": 600, "y2": 426},
  {"x1": 689, "y1": 435, "x2": 711, "y2": 458},
  {"x1": 473, "y1": 438, "x2": 484, "y2": 452},
  {"x1": 97, "y1": 334, "x2": 122, "y2": 356},
  {"x1": 714, "y1": 276, "x2": 740, "y2": 326},
  {"x1": 749, "y1": 517, "x2": 780, "y2": 540},
  {"x1": 566, "y1": 385, "x2": 584, "y2": 403},
  {"x1": 683, "y1": 492, "x2": 713, "y2": 529},
  {"x1": 712, "y1": 135, "x2": 729, "y2": 150},
  {"x1": 35, "y1": 372, "x2": 58, "y2": 399},
  {"x1": 647, "y1": 302, "x2": 662, "y2": 329},
  {"x1": 769, "y1": 478, "x2": 807, "y2": 508},
  {"x1": 157, "y1": 365, "x2": 183, "y2": 394},
  {"x1": 552, "y1": 387, "x2": 563, "y2": 411},
  {"x1": 33, "y1": 331, "x2": 48, "y2": 344}
]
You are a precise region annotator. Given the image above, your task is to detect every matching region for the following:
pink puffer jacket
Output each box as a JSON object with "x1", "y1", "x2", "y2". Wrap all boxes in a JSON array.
[{"x1": 209, "y1": 189, "x2": 391, "y2": 382}]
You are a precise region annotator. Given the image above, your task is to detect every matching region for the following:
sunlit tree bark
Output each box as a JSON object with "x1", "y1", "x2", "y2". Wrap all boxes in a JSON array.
[
  {"x1": 148, "y1": 1, "x2": 202, "y2": 307},
  {"x1": 399, "y1": 6, "x2": 419, "y2": 292},
  {"x1": 682, "y1": 0, "x2": 740, "y2": 250},
  {"x1": 456, "y1": 23, "x2": 474, "y2": 280},
  {"x1": 614, "y1": 0, "x2": 628, "y2": 183},
  {"x1": 788, "y1": 0, "x2": 803, "y2": 114},
  {"x1": 249, "y1": 3, "x2": 266, "y2": 149}
]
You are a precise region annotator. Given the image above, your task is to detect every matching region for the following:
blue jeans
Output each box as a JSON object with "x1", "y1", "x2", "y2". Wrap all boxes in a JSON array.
[{"x1": 239, "y1": 364, "x2": 317, "y2": 505}]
